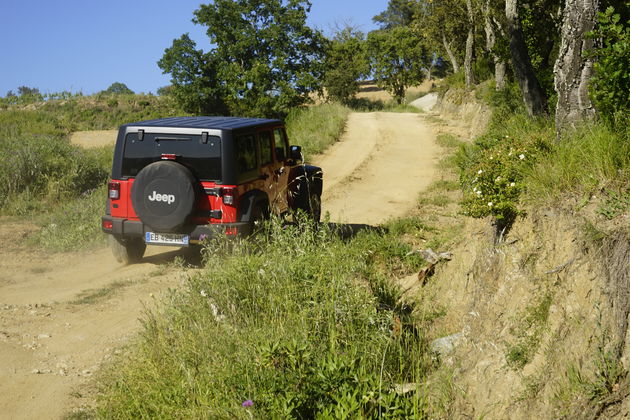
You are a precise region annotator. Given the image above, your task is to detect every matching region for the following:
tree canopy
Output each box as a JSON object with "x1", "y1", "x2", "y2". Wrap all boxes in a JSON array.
[
  {"x1": 103, "y1": 82, "x2": 134, "y2": 95},
  {"x1": 159, "y1": 0, "x2": 326, "y2": 118}
]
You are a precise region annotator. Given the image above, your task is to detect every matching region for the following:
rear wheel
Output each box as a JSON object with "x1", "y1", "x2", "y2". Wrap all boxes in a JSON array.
[
  {"x1": 109, "y1": 235, "x2": 146, "y2": 265},
  {"x1": 295, "y1": 192, "x2": 321, "y2": 223},
  {"x1": 248, "y1": 204, "x2": 268, "y2": 235}
]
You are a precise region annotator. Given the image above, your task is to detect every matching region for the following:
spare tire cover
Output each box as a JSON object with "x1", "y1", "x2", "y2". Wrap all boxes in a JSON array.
[{"x1": 131, "y1": 161, "x2": 197, "y2": 232}]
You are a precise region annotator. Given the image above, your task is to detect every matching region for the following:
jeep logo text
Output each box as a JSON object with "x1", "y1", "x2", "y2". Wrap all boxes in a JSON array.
[{"x1": 148, "y1": 191, "x2": 176, "y2": 204}]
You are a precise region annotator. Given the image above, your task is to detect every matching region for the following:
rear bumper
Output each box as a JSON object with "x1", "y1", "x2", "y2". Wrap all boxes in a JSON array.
[{"x1": 101, "y1": 216, "x2": 251, "y2": 244}]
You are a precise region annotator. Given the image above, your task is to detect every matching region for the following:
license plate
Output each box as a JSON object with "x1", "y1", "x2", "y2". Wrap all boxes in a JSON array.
[{"x1": 145, "y1": 232, "x2": 189, "y2": 246}]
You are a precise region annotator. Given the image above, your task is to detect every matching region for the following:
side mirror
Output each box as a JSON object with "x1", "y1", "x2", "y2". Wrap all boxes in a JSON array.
[{"x1": 290, "y1": 145, "x2": 303, "y2": 164}]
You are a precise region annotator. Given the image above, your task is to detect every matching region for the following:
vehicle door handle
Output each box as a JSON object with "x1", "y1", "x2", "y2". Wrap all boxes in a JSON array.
[{"x1": 259, "y1": 174, "x2": 269, "y2": 180}]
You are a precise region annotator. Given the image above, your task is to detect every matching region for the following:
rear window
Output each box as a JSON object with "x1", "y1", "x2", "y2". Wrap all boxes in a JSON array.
[{"x1": 122, "y1": 133, "x2": 221, "y2": 180}]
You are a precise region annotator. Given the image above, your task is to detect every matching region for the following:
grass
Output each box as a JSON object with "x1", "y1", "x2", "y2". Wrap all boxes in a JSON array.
[
  {"x1": 95, "y1": 218, "x2": 441, "y2": 418},
  {"x1": 286, "y1": 102, "x2": 351, "y2": 157},
  {"x1": 505, "y1": 291, "x2": 553, "y2": 369},
  {"x1": 525, "y1": 123, "x2": 630, "y2": 204},
  {"x1": 30, "y1": 184, "x2": 109, "y2": 251}
]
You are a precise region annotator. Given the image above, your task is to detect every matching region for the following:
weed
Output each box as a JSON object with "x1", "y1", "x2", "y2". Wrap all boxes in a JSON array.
[
  {"x1": 286, "y1": 103, "x2": 351, "y2": 157},
  {"x1": 96, "y1": 219, "x2": 437, "y2": 418},
  {"x1": 436, "y1": 133, "x2": 464, "y2": 149},
  {"x1": 505, "y1": 291, "x2": 553, "y2": 369},
  {"x1": 597, "y1": 188, "x2": 630, "y2": 219}
]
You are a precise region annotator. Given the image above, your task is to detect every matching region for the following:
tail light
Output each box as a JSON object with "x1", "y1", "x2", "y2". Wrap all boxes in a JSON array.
[
  {"x1": 108, "y1": 181, "x2": 120, "y2": 199},
  {"x1": 225, "y1": 227, "x2": 238, "y2": 236},
  {"x1": 102, "y1": 220, "x2": 113, "y2": 230},
  {"x1": 221, "y1": 187, "x2": 236, "y2": 206}
]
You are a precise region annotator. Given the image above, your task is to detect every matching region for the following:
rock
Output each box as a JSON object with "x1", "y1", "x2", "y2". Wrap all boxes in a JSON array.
[
  {"x1": 430, "y1": 332, "x2": 464, "y2": 356},
  {"x1": 31, "y1": 369, "x2": 41, "y2": 374},
  {"x1": 37, "y1": 334, "x2": 51, "y2": 339}
]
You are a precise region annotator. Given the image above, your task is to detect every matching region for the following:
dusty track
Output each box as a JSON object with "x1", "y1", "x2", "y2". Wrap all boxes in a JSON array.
[
  {"x1": 0, "y1": 110, "x2": 442, "y2": 419},
  {"x1": 315, "y1": 112, "x2": 439, "y2": 225}
]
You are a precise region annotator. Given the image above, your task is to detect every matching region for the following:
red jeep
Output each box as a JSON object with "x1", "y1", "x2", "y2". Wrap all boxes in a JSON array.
[{"x1": 101, "y1": 116, "x2": 323, "y2": 264}]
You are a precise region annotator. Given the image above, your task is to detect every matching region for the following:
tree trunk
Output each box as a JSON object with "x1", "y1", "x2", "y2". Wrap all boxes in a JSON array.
[
  {"x1": 554, "y1": 0, "x2": 598, "y2": 135},
  {"x1": 464, "y1": 0, "x2": 476, "y2": 89},
  {"x1": 483, "y1": 0, "x2": 507, "y2": 90},
  {"x1": 505, "y1": 0, "x2": 548, "y2": 116},
  {"x1": 442, "y1": 33, "x2": 460, "y2": 73}
]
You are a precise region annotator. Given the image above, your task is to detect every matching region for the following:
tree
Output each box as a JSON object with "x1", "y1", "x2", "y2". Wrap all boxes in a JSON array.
[
  {"x1": 553, "y1": 0, "x2": 600, "y2": 134},
  {"x1": 367, "y1": 26, "x2": 428, "y2": 104},
  {"x1": 158, "y1": 34, "x2": 228, "y2": 115},
  {"x1": 17, "y1": 86, "x2": 40, "y2": 97},
  {"x1": 373, "y1": 0, "x2": 417, "y2": 29},
  {"x1": 414, "y1": 0, "x2": 467, "y2": 74},
  {"x1": 505, "y1": 0, "x2": 548, "y2": 116},
  {"x1": 588, "y1": 5, "x2": 630, "y2": 128},
  {"x1": 464, "y1": 0, "x2": 476, "y2": 88},
  {"x1": 323, "y1": 26, "x2": 370, "y2": 104},
  {"x1": 160, "y1": 0, "x2": 326, "y2": 118},
  {"x1": 103, "y1": 82, "x2": 134, "y2": 95}
]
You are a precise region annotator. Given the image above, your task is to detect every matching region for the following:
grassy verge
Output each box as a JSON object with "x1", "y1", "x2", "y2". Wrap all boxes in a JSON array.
[
  {"x1": 286, "y1": 103, "x2": 351, "y2": 157},
  {"x1": 96, "y1": 218, "x2": 438, "y2": 418}
]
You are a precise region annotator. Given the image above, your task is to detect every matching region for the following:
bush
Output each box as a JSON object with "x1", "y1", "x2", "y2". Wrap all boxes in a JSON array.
[
  {"x1": 286, "y1": 103, "x2": 351, "y2": 157},
  {"x1": 97, "y1": 220, "x2": 434, "y2": 418},
  {"x1": 457, "y1": 115, "x2": 554, "y2": 227},
  {"x1": 589, "y1": 6, "x2": 630, "y2": 129}
]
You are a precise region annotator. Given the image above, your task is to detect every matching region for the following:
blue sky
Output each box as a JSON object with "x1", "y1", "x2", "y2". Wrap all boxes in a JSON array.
[{"x1": 0, "y1": 1, "x2": 386, "y2": 96}]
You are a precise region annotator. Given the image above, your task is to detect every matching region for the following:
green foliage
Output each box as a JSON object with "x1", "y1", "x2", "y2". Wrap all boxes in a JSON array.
[
  {"x1": 102, "y1": 82, "x2": 134, "y2": 95},
  {"x1": 589, "y1": 5, "x2": 630, "y2": 128},
  {"x1": 373, "y1": 0, "x2": 417, "y2": 29},
  {"x1": 160, "y1": 0, "x2": 326, "y2": 118},
  {"x1": 457, "y1": 116, "x2": 554, "y2": 226},
  {"x1": 158, "y1": 34, "x2": 228, "y2": 116},
  {"x1": 505, "y1": 292, "x2": 553, "y2": 369},
  {"x1": 597, "y1": 188, "x2": 630, "y2": 219},
  {"x1": 31, "y1": 184, "x2": 109, "y2": 251},
  {"x1": 525, "y1": 123, "x2": 630, "y2": 203},
  {"x1": 285, "y1": 103, "x2": 351, "y2": 157},
  {"x1": 97, "y1": 220, "x2": 434, "y2": 418},
  {"x1": 323, "y1": 27, "x2": 370, "y2": 104},
  {"x1": 367, "y1": 26, "x2": 428, "y2": 104},
  {"x1": 0, "y1": 134, "x2": 111, "y2": 212}
]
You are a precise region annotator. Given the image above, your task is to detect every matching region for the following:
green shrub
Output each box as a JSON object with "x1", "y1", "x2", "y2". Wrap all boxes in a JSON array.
[
  {"x1": 457, "y1": 115, "x2": 554, "y2": 226},
  {"x1": 97, "y1": 220, "x2": 434, "y2": 418},
  {"x1": 525, "y1": 123, "x2": 630, "y2": 203},
  {"x1": 286, "y1": 103, "x2": 351, "y2": 157},
  {"x1": 0, "y1": 135, "x2": 111, "y2": 212},
  {"x1": 589, "y1": 5, "x2": 630, "y2": 129}
]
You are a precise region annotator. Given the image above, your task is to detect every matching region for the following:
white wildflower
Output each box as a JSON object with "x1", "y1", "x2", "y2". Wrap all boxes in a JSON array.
[
  {"x1": 476, "y1": 190, "x2": 482, "y2": 195},
  {"x1": 200, "y1": 290, "x2": 207, "y2": 297},
  {"x1": 510, "y1": 182, "x2": 516, "y2": 187},
  {"x1": 488, "y1": 202, "x2": 493, "y2": 207},
  {"x1": 495, "y1": 176, "x2": 502, "y2": 182},
  {"x1": 477, "y1": 169, "x2": 483, "y2": 175},
  {"x1": 519, "y1": 154, "x2": 525, "y2": 160}
]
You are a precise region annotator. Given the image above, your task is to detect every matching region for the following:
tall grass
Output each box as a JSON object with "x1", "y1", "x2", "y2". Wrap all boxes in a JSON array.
[
  {"x1": 97, "y1": 219, "x2": 435, "y2": 418},
  {"x1": 525, "y1": 124, "x2": 630, "y2": 202},
  {"x1": 286, "y1": 103, "x2": 351, "y2": 157}
]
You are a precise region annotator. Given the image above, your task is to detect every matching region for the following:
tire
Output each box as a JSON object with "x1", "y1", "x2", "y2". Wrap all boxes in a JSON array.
[
  {"x1": 131, "y1": 161, "x2": 197, "y2": 232},
  {"x1": 296, "y1": 192, "x2": 321, "y2": 223},
  {"x1": 109, "y1": 235, "x2": 146, "y2": 265},
  {"x1": 248, "y1": 204, "x2": 266, "y2": 235}
]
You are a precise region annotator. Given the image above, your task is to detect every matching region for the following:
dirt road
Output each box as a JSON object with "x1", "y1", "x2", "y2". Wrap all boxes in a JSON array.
[
  {"x1": 315, "y1": 112, "x2": 439, "y2": 225},
  {"x1": 0, "y1": 110, "x2": 443, "y2": 419}
]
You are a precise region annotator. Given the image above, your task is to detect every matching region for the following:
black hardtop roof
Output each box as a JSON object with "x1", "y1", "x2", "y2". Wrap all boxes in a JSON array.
[{"x1": 122, "y1": 116, "x2": 282, "y2": 131}]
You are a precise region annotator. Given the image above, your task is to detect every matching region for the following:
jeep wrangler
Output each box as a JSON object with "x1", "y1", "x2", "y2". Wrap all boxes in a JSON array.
[{"x1": 101, "y1": 116, "x2": 323, "y2": 264}]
